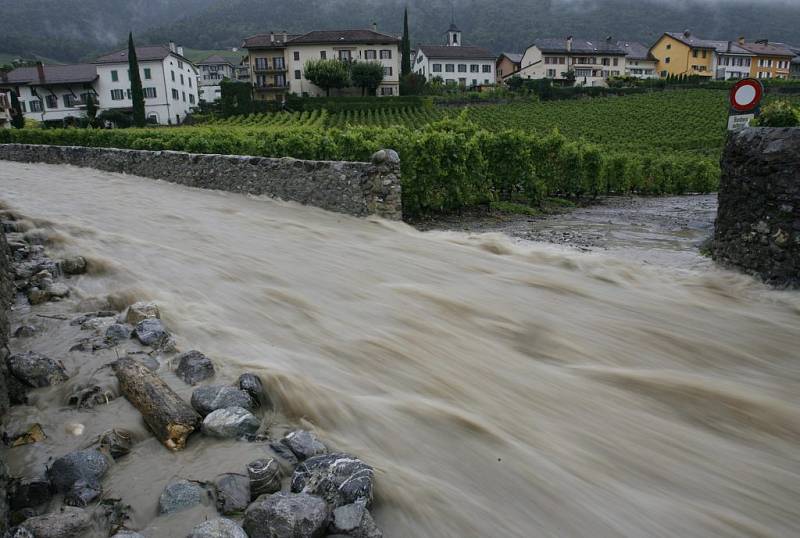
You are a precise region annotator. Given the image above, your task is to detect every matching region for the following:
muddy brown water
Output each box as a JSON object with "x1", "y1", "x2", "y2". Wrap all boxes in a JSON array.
[{"x1": 1, "y1": 161, "x2": 800, "y2": 538}]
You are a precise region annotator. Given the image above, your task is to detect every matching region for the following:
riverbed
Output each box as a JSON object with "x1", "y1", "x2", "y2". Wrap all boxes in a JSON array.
[{"x1": 1, "y1": 161, "x2": 799, "y2": 537}]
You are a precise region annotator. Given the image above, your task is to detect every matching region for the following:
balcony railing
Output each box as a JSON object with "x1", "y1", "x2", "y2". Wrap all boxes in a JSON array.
[
  {"x1": 254, "y1": 83, "x2": 289, "y2": 91},
  {"x1": 253, "y1": 65, "x2": 286, "y2": 73}
]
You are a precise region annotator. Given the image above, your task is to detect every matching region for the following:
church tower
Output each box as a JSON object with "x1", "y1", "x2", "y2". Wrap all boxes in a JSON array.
[{"x1": 446, "y1": 23, "x2": 461, "y2": 47}]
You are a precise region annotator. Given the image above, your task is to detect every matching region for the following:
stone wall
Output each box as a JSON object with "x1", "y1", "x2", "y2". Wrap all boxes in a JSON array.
[
  {"x1": 0, "y1": 144, "x2": 402, "y2": 221},
  {"x1": 713, "y1": 128, "x2": 800, "y2": 286},
  {"x1": 0, "y1": 232, "x2": 11, "y2": 534}
]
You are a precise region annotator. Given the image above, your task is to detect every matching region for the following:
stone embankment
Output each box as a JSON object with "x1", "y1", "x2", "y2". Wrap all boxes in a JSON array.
[
  {"x1": 0, "y1": 144, "x2": 402, "y2": 221},
  {"x1": 0, "y1": 208, "x2": 383, "y2": 537},
  {"x1": 713, "y1": 128, "x2": 800, "y2": 286}
]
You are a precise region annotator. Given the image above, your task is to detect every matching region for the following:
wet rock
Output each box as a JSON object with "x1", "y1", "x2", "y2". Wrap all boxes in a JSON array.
[
  {"x1": 14, "y1": 506, "x2": 92, "y2": 538},
  {"x1": 4, "y1": 423, "x2": 46, "y2": 447},
  {"x1": 13, "y1": 325, "x2": 36, "y2": 338},
  {"x1": 99, "y1": 429, "x2": 134, "y2": 460},
  {"x1": 189, "y1": 518, "x2": 248, "y2": 538},
  {"x1": 8, "y1": 477, "x2": 52, "y2": 510},
  {"x1": 247, "y1": 458, "x2": 282, "y2": 499},
  {"x1": 44, "y1": 282, "x2": 69, "y2": 299},
  {"x1": 8, "y1": 375, "x2": 29, "y2": 406},
  {"x1": 7, "y1": 351, "x2": 68, "y2": 388},
  {"x1": 238, "y1": 373, "x2": 272, "y2": 410},
  {"x1": 47, "y1": 449, "x2": 110, "y2": 492},
  {"x1": 105, "y1": 323, "x2": 132, "y2": 342},
  {"x1": 243, "y1": 492, "x2": 329, "y2": 538},
  {"x1": 110, "y1": 532, "x2": 146, "y2": 538},
  {"x1": 191, "y1": 385, "x2": 255, "y2": 416},
  {"x1": 291, "y1": 453, "x2": 374, "y2": 509},
  {"x1": 67, "y1": 384, "x2": 113, "y2": 409},
  {"x1": 129, "y1": 354, "x2": 160, "y2": 372},
  {"x1": 27, "y1": 287, "x2": 50, "y2": 305},
  {"x1": 214, "y1": 473, "x2": 250, "y2": 515},
  {"x1": 201, "y1": 407, "x2": 260, "y2": 439},
  {"x1": 281, "y1": 430, "x2": 327, "y2": 461},
  {"x1": 329, "y1": 501, "x2": 382, "y2": 538},
  {"x1": 159, "y1": 478, "x2": 204, "y2": 514},
  {"x1": 59, "y1": 256, "x2": 87, "y2": 275},
  {"x1": 63, "y1": 479, "x2": 101, "y2": 507},
  {"x1": 69, "y1": 311, "x2": 116, "y2": 326},
  {"x1": 268, "y1": 441, "x2": 299, "y2": 466},
  {"x1": 124, "y1": 301, "x2": 160, "y2": 325},
  {"x1": 175, "y1": 350, "x2": 215, "y2": 385},
  {"x1": 132, "y1": 318, "x2": 169, "y2": 347}
]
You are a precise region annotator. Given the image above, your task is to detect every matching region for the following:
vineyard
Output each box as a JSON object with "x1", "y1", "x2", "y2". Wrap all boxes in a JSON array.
[{"x1": 207, "y1": 106, "x2": 446, "y2": 129}]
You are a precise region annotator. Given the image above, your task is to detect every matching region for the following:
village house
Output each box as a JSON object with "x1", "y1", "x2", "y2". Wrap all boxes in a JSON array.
[
  {"x1": 197, "y1": 54, "x2": 237, "y2": 103},
  {"x1": 412, "y1": 24, "x2": 496, "y2": 87},
  {"x1": 93, "y1": 42, "x2": 199, "y2": 125},
  {"x1": 649, "y1": 31, "x2": 716, "y2": 79},
  {"x1": 616, "y1": 41, "x2": 657, "y2": 79},
  {"x1": 737, "y1": 39, "x2": 794, "y2": 80},
  {"x1": 242, "y1": 28, "x2": 401, "y2": 101},
  {"x1": 709, "y1": 40, "x2": 754, "y2": 80},
  {"x1": 0, "y1": 63, "x2": 98, "y2": 123},
  {"x1": 496, "y1": 52, "x2": 522, "y2": 81},
  {"x1": 515, "y1": 37, "x2": 626, "y2": 86},
  {"x1": 0, "y1": 89, "x2": 11, "y2": 128}
]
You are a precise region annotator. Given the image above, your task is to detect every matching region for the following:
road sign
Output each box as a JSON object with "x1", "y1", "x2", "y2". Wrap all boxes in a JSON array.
[
  {"x1": 727, "y1": 114, "x2": 755, "y2": 131},
  {"x1": 729, "y1": 78, "x2": 763, "y2": 113}
]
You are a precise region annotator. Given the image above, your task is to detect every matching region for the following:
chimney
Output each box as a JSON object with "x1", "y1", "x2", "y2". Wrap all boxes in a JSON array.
[
  {"x1": 177, "y1": 46, "x2": 184, "y2": 56},
  {"x1": 606, "y1": 35, "x2": 613, "y2": 43},
  {"x1": 566, "y1": 36, "x2": 573, "y2": 52},
  {"x1": 270, "y1": 31, "x2": 275, "y2": 43},
  {"x1": 738, "y1": 36, "x2": 745, "y2": 45},
  {"x1": 169, "y1": 41, "x2": 177, "y2": 53},
  {"x1": 372, "y1": 21, "x2": 378, "y2": 32},
  {"x1": 683, "y1": 29, "x2": 691, "y2": 38},
  {"x1": 282, "y1": 31, "x2": 288, "y2": 42},
  {"x1": 36, "y1": 61, "x2": 45, "y2": 84}
]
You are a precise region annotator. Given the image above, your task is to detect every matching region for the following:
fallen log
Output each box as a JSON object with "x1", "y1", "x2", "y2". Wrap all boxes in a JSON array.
[{"x1": 113, "y1": 357, "x2": 201, "y2": 451}]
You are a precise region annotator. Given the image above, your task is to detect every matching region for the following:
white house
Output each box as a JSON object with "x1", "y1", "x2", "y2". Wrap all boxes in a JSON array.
[
  {"x1": 516, "y1": 37, "x2": 626, "y2": 87},
  {"x1": 413, "y1": 24, "x2": 496, "y2": 87},
  {"x1": 617, "y1": 41, "x2": 657, "y2": 79},
  {"x1": 0, "y1": 89, "x2": 11, "y2": 128},
  {"x1": 0, "y1": 63, "x2": 99, "y2": 123},
  {"x1": 197, "y1": 54, "x2": 237, "y2": 103},
  {"x1": 93, "y1": 42, "x2": 199, "y2": 125},
  {"x1": 709, "y1": 41, "x2": 754, "y2": 80}
]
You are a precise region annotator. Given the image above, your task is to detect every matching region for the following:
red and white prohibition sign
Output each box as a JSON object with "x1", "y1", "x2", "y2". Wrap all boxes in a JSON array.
[{"x1": 729, "y1": 78, "x2": 763, "y2": 113}]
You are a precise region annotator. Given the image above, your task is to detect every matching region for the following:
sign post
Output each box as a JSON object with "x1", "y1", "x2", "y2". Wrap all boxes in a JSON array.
[{"x1": 727, "y1": 78, "x2": 763, "y2": 131}]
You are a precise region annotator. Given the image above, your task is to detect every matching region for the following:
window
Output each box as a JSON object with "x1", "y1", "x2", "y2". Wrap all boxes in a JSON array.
[
  {"x1": 255, "y1": 58, "x2": 267, "y2": 70},
  {"x1": 602, "y1": 58, "x2": 610, "y2": 66},
  {"x1": 383, "y1": 66, "x2": 392, "y2": 76},
  {"x1": 182, "y1": 91, "x2": 186, "y2": 102},
  {"x1": 365, "y1": 50, "x2": 377, "y2": 60},
  {"x1": 274, "y1": 57, "x2": 285, "y2": 69},
  {"x1": 178, "y1": 60, "x2": 183, "y2": 69},
  {"x1": 19, "y1": 101, "x2": 26, "y2": 113},
  {"x1": 665, "y1": 57, "x2": 671, "y2": 64},
  {"x1": 457, "y1": 64, "x2": 467, "y2": 72},
  {"x1": 470, "y1": 64, "x2": 479, "y2": 73},
  {"x1": 613, "y1": 58, "x2": 619, "y2": 66},
  {"x1": 380, "y1": 86, "x2": 394, "y2": 96},
  {"x1": 558, "y1": 57, "x2": 565, "y2": 65},
  {"x1": 180, "y1": 74, "x2": 184, "y2": 85},
  {"x1": 144, "y1": 68, "x2": 151, "y2": 79},
  {"x1": 171, "y1": 71, "x2": 175, "y2": 82},
  {"x1": 472, "y1": 79, "x2": 478, "y2": 86},
  {"x1": 445, "y1": 64, "x2": 454, "y2": 72},
  {"x1": 702, "y1": 50, "x2": 707, "y2": 58},
  {"x1": 110, "y1": 89, "x2": 124, "y2": 100},
  {"x1": 172, "y1": 88, "x2": 179, "y2": 99},
  {"x1": 666, "y1": 43, "x2": 671, "y2": 50},
  {"x1": 44, "y1": 94, "x2": 57, "y2": 108},
  {"x1": 189, "y1": 94, "x2": 195, "y2": 104},
  {"x1": 338, "y1": 50, "x2": 352, "y2": 61},
  {"x1": 380, "y1": 50, "x2": 391, "y2": 59},
  {"x1": 294, "y1": 69, "x2": 301, "y2": 79},
  {"x1": 29, "y1": 100, "x2": 42, "y2": 112},
  {"x1": 63, "y1": 94, "x2": 77, "y2": 107},
  {"x1": 433, "y1": 63, "x2": 442, "y2": 72},
  {"x1": 320, "y1": 51, "x2": 327, "y2": 60},
  {"x1": 484, "y1": 79, "x2": 489, "y2": 84},
  {"x1": 458, "y1": 77, "x2": 466, "y2": 86},
  {"x1": 482, "y1": 64, "x2": 491, "y2": 73},
  {"x1": 111, "y1": 70, "x2": 119, "y2": 82},
  {"x1": 143, "y1": 87, "x2": 157, "y2": 99},
  {"x1": 188, "y1": 78, "x2": 192, "y2": 87},
  {"x1": 547, "y1": 69, "x2": 556, "y2": 77},
  {"x1": 293, "y1": 51, "x2": 300, "y2": 61}
]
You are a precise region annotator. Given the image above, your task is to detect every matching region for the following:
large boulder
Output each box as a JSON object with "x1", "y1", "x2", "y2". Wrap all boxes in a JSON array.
[
  {"x1": 214, "y1": 473, "x2": 250, "y2": 515},
  {"x1": 47, "y1": 449, "x2": 110, "y2": 492},
  {"x1": 58, "y1": 256, "x2": 87, "y2": 275},
  {"x1": 189, "y1": 518, "x2": 248, "y2": 538},
  {"x1": 158, "y1": 478, "x2": 204, "y2": 515},
  {"x1": 105, "y1": 323, "x2": 132, "y2": 343},
  {"x1": 280, "y1": 430, "x2": 326, "y2": 461},
  {"x1": 124, "y1": 302, "x2": 160, "y2": 325},
  {"x1": 14, "y1": 506, "x2": 92, "y2": 538},
  {"x1": 175, "y1": 350, "x2": 215, "y2": 385},
  {"x1": 191, "y1": 385, "x2": 255, "y2": 416},
  {"x1": 132, "y1": 318, "x2": 169, "y2": 347},
  {"x1": 202, "y1": 407, "x2": 260, "y2": 439},
  {"x1": 63, "y1": 479, "x2": 101, "y2": 508},
  {"x1": 7, "y1": 352, "x2": 68, "y2": 387},
  {"x1": 291, "y1": 453, "x2": 374, "y2": 509},
  {"x1": 243, "y1": 492, "x2": 328, "y2": 538},
  {"x1": 247, "y1": 458, "x2": 282, "y2": 499},
  {"x1": 329, "y1": 501, "x2": 383, "y2": 538}
]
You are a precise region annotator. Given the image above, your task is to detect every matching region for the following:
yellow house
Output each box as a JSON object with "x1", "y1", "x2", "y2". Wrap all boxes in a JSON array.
[
  {"x1": 738, "y1": 39, "x2": 794, "y2": 80},
  {"x1": 649, "y1": 31, "x2": 715, "y2": 78}
]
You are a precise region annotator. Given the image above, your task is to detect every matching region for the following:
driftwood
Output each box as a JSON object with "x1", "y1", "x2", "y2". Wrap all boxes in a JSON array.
[{"x1": 113, "y1": 357, "x2": 200, "y2": 451}]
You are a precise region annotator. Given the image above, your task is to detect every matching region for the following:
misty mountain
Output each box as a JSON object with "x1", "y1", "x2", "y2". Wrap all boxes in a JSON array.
[{"x1": 2, "y1": 0, "x2": 799, "y2": 63}]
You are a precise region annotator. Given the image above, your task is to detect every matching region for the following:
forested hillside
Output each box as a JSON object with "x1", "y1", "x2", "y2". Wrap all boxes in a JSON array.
[{"x1": 2, "y1": 0, "x2": 799, "y2": 63}]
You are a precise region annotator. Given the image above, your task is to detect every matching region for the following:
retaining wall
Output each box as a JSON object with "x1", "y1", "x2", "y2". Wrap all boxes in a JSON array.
[
  {"x1": 713, "y1": 128, "x2": 800, "y2": 286},
  {"x1": 0, "y1": 232, "x2": 11, "y2": 534},
  {"x1": 0, "y1": 144, "x2": 402, "y2": 220}
]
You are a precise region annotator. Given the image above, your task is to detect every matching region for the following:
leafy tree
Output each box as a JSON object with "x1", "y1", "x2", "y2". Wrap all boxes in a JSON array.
[
  {"x1": 350, "y1": 61, "x2": 384, "y2": 96},
  {"x1": 401, "y1": 7, "x2": 411, "y2": 77},
  {"x1": 304, "y1": 59, "x2": 350, "y2": 97},
  {"x1": 755, "y1": 100, "x2": 799, "y2": 127},
  {"x1": 561, "y1": 69, "x2": 576, "y2": 86},
  {"x1": 9, "y1": 90, "x2": 25, "y2": 129},
  {"x1": 400, "y1": 72, "x2": 427, "y2": 95},
  {"x1": 220, "y1": 80, "x2": 254, "y2": 116},
  {"x1": 85, "y1": 93, "x2": 98, "y2": 127},
  {"x1": 128, "y1": 32, "x2": 146, "y2": 127}
]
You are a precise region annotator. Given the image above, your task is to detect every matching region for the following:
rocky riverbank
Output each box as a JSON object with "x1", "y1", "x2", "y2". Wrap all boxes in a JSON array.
[{"x1": 0, "y1": 209, "x2": 382, "y2": 538}]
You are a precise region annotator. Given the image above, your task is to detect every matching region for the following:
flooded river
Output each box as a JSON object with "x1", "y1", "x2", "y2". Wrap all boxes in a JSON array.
[{"x1": 1, "y1": 161, "x2": 800, "y2": 537}]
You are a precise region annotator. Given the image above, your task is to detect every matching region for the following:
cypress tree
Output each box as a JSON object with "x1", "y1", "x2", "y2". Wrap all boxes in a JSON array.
[
  {"x1": 128, "y1": 32, "x2": 146, "y2": 127},
  {"x1": 85, "y1": 92, "x2": 98, "y2": 127},
  {"x1": 401, "y1": 7, "x2": 412, "y2": 77},
  {"x1": 9, "y1": 90, "x2": 25, "y2": 129}
]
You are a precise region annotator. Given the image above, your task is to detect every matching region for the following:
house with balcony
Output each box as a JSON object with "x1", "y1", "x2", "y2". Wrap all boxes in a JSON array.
[
  {"x1": 197, "y1": 54, "x2": 237, "y2": 102},
  {"x1": 705, "y1": 40, "x2": 754, "y2": 80},
  {"x1": 649, "y1": 31, "x2": 715, "y2": 79},
  {"x1": 617, "y1": 41, "x2": 657, "y2": 79},
  {"x1": 515, "y1": 37, "x2": 626, "y2": 86},
  {"x1": 93, "y1": 42, "x2": 199, "y2": 125},
  {"x1": 243, "y1": 28, "x2": 401, "y2": 100},
  {"x1": 0, "y1": 63, "x2": 98, "y2": 123},
  {"x1": 413, "y1": 24, "x2": 496, "y2": 87},
  {"x1": 737, "y1": 39, "x2": 794, "y2": 80}
]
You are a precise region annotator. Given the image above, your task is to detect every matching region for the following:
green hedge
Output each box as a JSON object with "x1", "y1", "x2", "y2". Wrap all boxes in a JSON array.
[{"x1": 0, "y1": 119, "x2": 718, "y2": 218}]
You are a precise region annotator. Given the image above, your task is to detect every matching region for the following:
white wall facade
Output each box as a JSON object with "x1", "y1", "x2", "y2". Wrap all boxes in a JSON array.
[
  {"x1": 517, "y1": 46, "x2": 627, "y2": 86},
  {"x1": 0, "y1": 90, "x2": 11, "y2": 128},
  {"x1": 11, "y1": 83, "x2": 95, "y2": 122},
  {"x1": 413, "y1": 51, "x2": 496, "y2": 86},
  {"x1": 198, "y1": 62, "x2": 234, "y2": 102},
  {"x1": 712, "y1": 54, "x2": 752, "y2": 80},
  {"x1": 624, "y1": 59, "x2": 658, "y2": 79}
]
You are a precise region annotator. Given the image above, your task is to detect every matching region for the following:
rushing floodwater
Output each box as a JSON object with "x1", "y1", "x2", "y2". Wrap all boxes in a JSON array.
[{"x1": 1, "y1": 161, "x2": 800, "y2": 538}]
